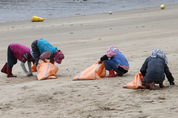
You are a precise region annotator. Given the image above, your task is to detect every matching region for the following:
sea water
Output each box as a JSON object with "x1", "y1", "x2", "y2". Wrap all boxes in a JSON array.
[{"x1": 0, "y1": 0, "x2": 178, "y2": 23}]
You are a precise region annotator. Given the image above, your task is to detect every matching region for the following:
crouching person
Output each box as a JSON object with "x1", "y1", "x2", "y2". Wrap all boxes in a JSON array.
[
  {"x1": 100, "y1": 46, "x2": 129, "y2": 77},
  {"x1": 140, "y1": 49, "x2": 175, "y2": 90},
  {"x1": 1, "y1": 43, "x2": 34, "y2": 77}
]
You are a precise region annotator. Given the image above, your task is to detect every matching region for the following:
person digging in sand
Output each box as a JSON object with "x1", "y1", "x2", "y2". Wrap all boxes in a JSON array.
[
  {"x1": 1, "y1": 43, "x2": 34, "y2": 77},
  {"x1": 100, "y1": 46, "x2": 129, "y2": 77},
  {"x1": 140, "y1": 49, "x2": 175, "y2": 90},
  {"x1": 31, "y1": 39, "x2": 64, "y2": 65}
]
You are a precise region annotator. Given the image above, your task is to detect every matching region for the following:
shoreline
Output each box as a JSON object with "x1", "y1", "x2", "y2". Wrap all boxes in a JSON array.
[{"x1": 1, "y1": 3, "x2": 178, "y2": 24}]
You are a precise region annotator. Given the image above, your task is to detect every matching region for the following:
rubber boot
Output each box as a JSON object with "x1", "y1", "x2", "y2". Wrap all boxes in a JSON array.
[
  {"x1": 1, "y1": 63, "x2": 7, "y2": 74},
  {"x1": 115, "y1": 73, "x2": 123, "y2": 76},
  {"x1": 107, "y1": 70, "x2": 116, "y2": 77},
  {"x1": 146, "y1": 82, "x2": 155, "y2": 90},
  {"x1": 7, "y1": 68, "x2": 17, "y2": 78},
  {"x1": 159, "y1": 82, "x2": 164, "y2": 88}
]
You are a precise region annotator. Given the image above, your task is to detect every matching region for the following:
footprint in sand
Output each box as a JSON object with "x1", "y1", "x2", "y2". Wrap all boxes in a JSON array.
[{"x1": 21, "y1": 86, "x2": 30, "y2": 90}]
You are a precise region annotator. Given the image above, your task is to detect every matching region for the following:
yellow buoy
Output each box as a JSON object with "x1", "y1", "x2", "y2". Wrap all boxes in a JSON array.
[
  {"x1": 160, "y1": 4, "x2": 165, "y2": 9},
  {"x1": 32, "y1": 16, "x2": 44, "y2": 22}
]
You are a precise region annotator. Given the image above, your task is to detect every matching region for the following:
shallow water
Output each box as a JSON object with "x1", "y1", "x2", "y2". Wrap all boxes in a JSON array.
[{"x1": 0, "y1": 0, "x2": 178, "y2": 23}]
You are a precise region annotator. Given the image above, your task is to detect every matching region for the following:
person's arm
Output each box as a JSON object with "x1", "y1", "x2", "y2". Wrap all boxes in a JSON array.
[
  {"x1": 27, "y1": 61, "x2": 32, "y2": 73},
  {"x1": 21, "y1": 53, "x2": 33, "y2": 76},
  {"x1": 40, "y1": 51, "x2": 51, "y2": 62},
  {"x1": 20, "y1": 61, "x2": 27, "y2": 73},
  {"x1": 140, "y1": 58, "x2": 148, "y2": 76},
  {"x1": 165, "y1": 64, "x2": 175, "y2": 85},
  {"x1": 100, "y1": 54, "x2": 108, "y2": 61},
  {"x1": 20, "y1": 61, "x2": 33, "y2": 76}
]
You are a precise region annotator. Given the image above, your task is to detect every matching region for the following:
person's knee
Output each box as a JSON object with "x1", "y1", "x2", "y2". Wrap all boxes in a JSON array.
[
  {"x1": 104, "y1": 59, "x2": 111, "y2": 63},
  {"x1": 104, "y1": 60, "x2": 110, "y2": 66},
  {"x1": 104, "y1": 60, "x2": 114, "y2": 70}
]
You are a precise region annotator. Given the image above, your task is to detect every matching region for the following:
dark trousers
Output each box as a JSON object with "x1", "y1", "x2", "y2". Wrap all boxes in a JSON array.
[
  {"x1": 104, "y1": 60, "x2": 127, "y2": 74},
  {"x1": 7, "y1": 45, "x2": 17, "y2": 68}
]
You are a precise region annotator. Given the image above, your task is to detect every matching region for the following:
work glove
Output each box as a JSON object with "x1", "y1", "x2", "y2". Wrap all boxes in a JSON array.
[
  {"x1": 98, "y1": 60, "x2": 102, "y2": 64},
  {"x1": 167, "y1": 73, "x2": 174, "y2": 85},
  {"x1": 170, "y1": 81, "x2": 175, "y2": 85},
  {"x1": 26, "y1": 71, "x2": 33, "y2": 76},
  {"x1": 100, "y1": 55, "x2": 108, "y2": 61}
]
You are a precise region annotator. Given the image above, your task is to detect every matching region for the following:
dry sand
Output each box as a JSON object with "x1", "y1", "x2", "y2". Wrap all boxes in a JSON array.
[{"x1": 1, "y1": 4, "x2": 178, "y2": 118}]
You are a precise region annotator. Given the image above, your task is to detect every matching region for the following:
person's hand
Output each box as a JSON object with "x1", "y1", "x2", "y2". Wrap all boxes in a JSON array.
[
  {"x1": 170, "y1": 81, "x2": 175, "y2": 85},
  {"x1": 26, "y1": 72, "x2": 33, "y2": 76},
  {"x1": 98, "y1": 60, "x2": 102, "y2": 64},
  {"x1": 100, "y1": 55, "x2": 108, "y2": 61}
]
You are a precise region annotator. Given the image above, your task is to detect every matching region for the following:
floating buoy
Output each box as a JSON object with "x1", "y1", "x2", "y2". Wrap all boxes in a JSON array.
[
  {"x1": 160, "y1": 4, "x2": 165, "y2": 9},
  {"x1": 109, "y1": 11, "x2": 112, "y2": 15},
  {"x1": 32, "y1": 16, "x2": 44, "y2": 22}
]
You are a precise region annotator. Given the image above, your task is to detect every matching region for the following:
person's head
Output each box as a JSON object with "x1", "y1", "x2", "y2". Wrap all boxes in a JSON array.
[
  {"x1": 107, "y1": 46, "x2": 121, "y2": 53},
  {"x1": 53, "y1": 50, "x2": 64, "y2": 64},
  {"x1": 150, "y1": 49, "x2": 168, "y2": 64},
  {"x1": 107, "y1": 46, "x2": 121, "y2": 57}
]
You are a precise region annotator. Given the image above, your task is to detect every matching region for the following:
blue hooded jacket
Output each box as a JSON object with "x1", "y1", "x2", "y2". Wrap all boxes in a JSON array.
[{"x1": 37, "y1": 39, "x2": 58, "y2": 59}]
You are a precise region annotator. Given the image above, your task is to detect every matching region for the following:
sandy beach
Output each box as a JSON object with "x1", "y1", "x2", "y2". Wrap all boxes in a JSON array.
[{"x1": 1, "y1": 4, "x2": 178, "y2": 118}]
